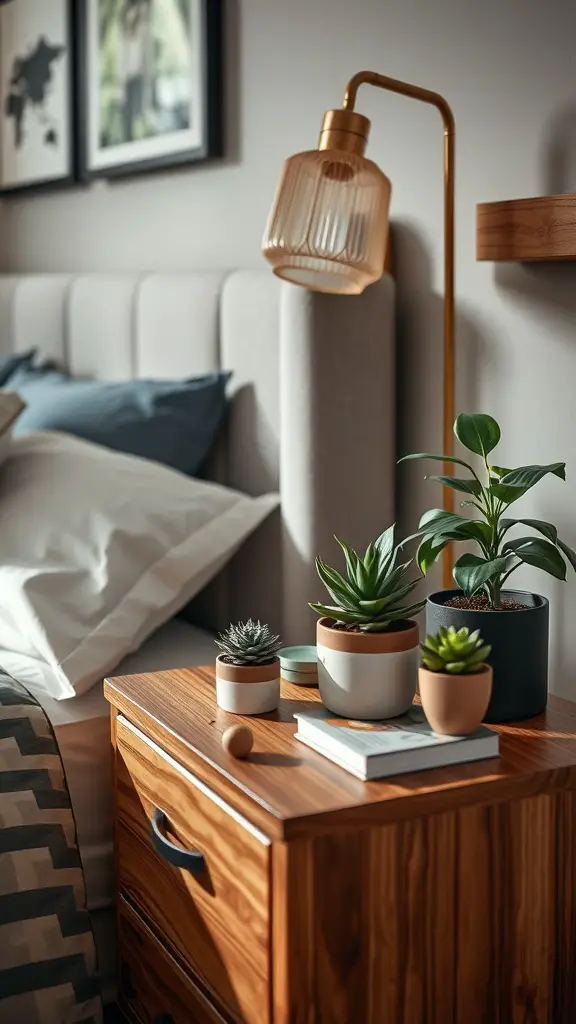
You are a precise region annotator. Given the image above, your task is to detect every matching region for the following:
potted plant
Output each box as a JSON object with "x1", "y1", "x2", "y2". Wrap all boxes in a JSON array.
[
  {"x1": 310, "y1": 525, "x2": 424, "y2": 719},
  {"x1": 419, "y1": 626, "x2": 492, "y2": 735},
  {"x1": 401, "y1": 412, "x2": 576, "y2": 722},
  {"x1": 215, "y1": 619, "x2": 281, "y2": 715}
]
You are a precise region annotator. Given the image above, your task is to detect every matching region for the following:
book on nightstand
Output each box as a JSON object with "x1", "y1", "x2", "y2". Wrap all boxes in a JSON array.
[{"x1": 294, "y1": 705, "x2": 499, "y2": 781}]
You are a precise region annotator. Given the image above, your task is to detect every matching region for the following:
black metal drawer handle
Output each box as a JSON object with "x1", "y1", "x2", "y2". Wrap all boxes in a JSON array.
[{"x1": 150, "y1": 807, "x2": 205, "y2": 874}]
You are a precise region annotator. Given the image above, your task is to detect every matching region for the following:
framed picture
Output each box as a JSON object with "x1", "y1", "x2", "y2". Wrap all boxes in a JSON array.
[
  {"x1": 0, "y1": 0, "x2": 76, "y2": 195},
  {"x1": 78, "y1": 0, "x2": 223, "y2": 180}
]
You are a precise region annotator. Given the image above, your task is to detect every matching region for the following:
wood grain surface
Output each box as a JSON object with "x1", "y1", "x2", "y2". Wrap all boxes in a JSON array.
[
  {"x1": 105, "y1": 666, "x2": 576, "y2": 841},
  {"x1": 271, "y1": 792, "x2": 576, "y2": 1024},
  {"x1": 118, "y1": 896, "x2": 227, "y2": 1024},
  {"x1": 116, "y1": 717, "x2": 270, "y2": 1024},
  {"x1": 477, "y1": 193, "x2": 576, "y2": 261}
]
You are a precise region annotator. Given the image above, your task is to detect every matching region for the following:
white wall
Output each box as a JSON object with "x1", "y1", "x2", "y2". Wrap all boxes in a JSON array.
[{"x1": 3, "y1": 0, "x2": 576, "y2": 695}]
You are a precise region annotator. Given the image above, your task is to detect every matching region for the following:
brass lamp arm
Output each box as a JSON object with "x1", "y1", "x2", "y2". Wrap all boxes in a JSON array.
[
  {"x1": 344, "y1": 70, "x2": 456, "y2": 589},
  {"x1": 343, "y1": 70, "x2": 455, "y2": 137}
]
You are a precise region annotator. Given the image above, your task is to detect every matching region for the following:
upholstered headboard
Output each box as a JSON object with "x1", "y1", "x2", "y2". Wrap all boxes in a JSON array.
[{"x1": 0, "y1": 271, "x2": 395, "y2": 644}]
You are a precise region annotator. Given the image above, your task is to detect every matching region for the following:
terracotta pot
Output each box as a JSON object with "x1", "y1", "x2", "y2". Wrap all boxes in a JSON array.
[
  {"x1": 418, "y1": 663, "x2": 493, "y2": 736},
  {"x1": 316, "y1": 617, "x2": 419, "y2": 720},
  {"x1": 215, "y1": 655, "x2": 280, "y2": 715}
]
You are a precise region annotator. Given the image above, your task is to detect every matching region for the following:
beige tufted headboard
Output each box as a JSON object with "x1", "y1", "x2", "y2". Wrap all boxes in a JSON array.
[{"x1": 0, "y1": 271, "x2": 395, "y2": 644}]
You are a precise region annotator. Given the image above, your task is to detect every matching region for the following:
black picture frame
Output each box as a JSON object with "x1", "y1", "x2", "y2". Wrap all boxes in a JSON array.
[
  {"x1": 0, "y1": 0, "x2": 78, "y2": 196},
  {"x1": 77, "y1": 0, "x2": 223, "y2": 181}
]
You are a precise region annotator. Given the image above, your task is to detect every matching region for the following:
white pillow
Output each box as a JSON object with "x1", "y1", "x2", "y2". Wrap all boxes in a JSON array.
[{"x1": 0, "y1": 432, "x2": 278, "y2": 699}]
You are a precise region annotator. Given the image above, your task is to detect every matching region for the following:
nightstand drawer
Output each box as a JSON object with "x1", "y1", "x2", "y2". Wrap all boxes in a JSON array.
[
  {"x1": 119, "y1": 896, "x2": 226, "y2": 1024},
  {"x1": 115, "y1": 716, "x2": 271, "y2": 1024}
]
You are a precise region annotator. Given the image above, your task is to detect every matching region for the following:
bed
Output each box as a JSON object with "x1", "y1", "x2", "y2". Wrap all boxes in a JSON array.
[{"x1": 0, "y1": 270, "x2": 395, "y2": 1018}]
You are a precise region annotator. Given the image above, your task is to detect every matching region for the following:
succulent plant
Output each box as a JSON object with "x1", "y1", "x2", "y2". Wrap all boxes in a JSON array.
[
  {"x1": 215, "y1": 618, "x2": 281, "y2": 666},
  {"x1": 420, "y1": 626, "x2": 491, "y2": 675},
  {"x1": 309, "y1": 525, "x2": 425, "y2": 633}
]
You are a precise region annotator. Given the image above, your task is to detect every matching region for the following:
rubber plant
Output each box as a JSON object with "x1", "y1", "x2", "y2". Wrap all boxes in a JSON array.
[{"x1": 400, "y1": 412, "x2": 576, "y2": 609}]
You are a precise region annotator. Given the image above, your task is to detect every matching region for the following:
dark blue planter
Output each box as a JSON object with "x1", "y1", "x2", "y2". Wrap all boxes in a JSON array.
[{"x1": 426, "y1": 589, "x2": 549, "y2": 723}]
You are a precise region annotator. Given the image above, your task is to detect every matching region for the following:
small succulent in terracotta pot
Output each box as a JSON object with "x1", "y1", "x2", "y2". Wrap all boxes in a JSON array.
[
  {"x1": 419, "y1": 626, "x2": 492, "y2": 736},
  {"x1": 215, "y1": 619, "x2": 281, "y2": 715}
]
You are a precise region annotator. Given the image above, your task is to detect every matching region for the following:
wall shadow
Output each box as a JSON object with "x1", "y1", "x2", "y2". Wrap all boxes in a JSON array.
[
  {"x1": 541, "y1": 103, "x2": 576, "y2": 195},
  {"x1": 392, "y1": 220, "x2": 500, "y2": 555},
  {"x1": 491, "y1": 87, "x2": 576, "y2": 697},
  {"x1": 494, "y1": 261, "x2": 576, "y2": 337}
]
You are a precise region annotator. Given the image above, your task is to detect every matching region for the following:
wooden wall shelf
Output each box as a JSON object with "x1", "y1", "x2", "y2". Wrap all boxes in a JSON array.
[{"x1": 476, "y1": 193, "x2": 576, "y2": 262}]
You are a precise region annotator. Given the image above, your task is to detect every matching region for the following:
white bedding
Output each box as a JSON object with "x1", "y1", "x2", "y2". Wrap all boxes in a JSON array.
[{"x1": 34, "y1": 617, "x2": 217, "y2": 1002}]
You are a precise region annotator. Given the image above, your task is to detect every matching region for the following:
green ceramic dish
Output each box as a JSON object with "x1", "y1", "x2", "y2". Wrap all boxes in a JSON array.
[{"x1": 278, "y1": 645, "x2": 318, "y2": 673}]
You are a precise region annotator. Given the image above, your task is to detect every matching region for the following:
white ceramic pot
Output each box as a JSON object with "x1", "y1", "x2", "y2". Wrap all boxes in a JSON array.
[
  {"x1": 317, "y1": 618, "x2": 419, "y2": 720},
  {"x1": 215, "y1": 656, "x2": 280, "y2": 715}
]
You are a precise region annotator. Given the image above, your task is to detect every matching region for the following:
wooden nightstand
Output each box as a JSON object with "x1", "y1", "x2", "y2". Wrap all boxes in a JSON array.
[{"x1": 105, "y1": 666, "x2": 576, "y2": 1024}]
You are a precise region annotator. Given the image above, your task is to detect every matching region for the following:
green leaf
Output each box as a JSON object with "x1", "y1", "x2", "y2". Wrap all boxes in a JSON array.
[
  {"x1": 376, "y1": 559, "x2": 412, "y2": 594},
  {"x1": 308, "y1": 603, "x2": 368, "y2": 624},
  {"x1": 420, "y1": 650, "x2": 445, "y2": 671},
  {"x1": 453, "y1": 553, "x2": 510, "y2": 597},
  {"x1": 490, "y1": 482, "x2": 526, "y2": 505},
  {"x1": 500, "y1": 518, "x2": 558, "y2": 544},
  {"x1": 490, "y1": 465, "x2": 512, "y2": 478},
  {"x1": 417, "y1": 535, "x2": 450, "y2": 575},
  {"x1": 465, "y1": 645, "x2": 491, "y2": 666},
  {"x1": 355, "y1": 558, "x2": 370, "y2": 593},
  {"x1": 359, "y1": 581, "x2": 418, "y2": 614},
  {"x1": 558, "y1": 538, "x2": 576, "y2": 573},
  {"x1": 418, "y1": 509, "x2": 475, "y2": 534},
  {"x1": 417, "y1": 510, "x2": 491, "y2": 552},
  {"x1": 373, "y1": 524, "x2": 395, "y2": 563},
  {"x1": 454, "y1": 413, "x2": 501, "y2": 457},
  {"x1": 502, "y1": 537, "x2": 567, "y2": 581},
  {"x1": 398, "y1": 453, "x2": 475, "y2": 473},
  {"x1": 380, "y1": 600, "x2": 426, "y2": 621},
  {"x1": 363, "y1": 542, "x2": 377, "y2": 575},
  {"x1": 315, "y1": 559, "x2": 360, "y2": 611},
  {"x1": 426, "y1": 475, "x2": 482, "y2": 497},
  {"x1": 334, "y1": 537, "x2": 362, "y2": 592},
  {"x1": 500, "y1": 463, "x2": 566, "y2": 490}
]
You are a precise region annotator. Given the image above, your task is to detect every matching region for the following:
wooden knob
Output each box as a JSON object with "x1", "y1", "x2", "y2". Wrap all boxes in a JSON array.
[{"x1": 222, "y1": 724, "x2": 254, "y2": 759}]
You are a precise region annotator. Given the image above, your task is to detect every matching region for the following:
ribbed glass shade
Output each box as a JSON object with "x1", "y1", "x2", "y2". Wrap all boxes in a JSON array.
[{"x1": 263, "y1": 149, "x2": 391, "y2": 295}]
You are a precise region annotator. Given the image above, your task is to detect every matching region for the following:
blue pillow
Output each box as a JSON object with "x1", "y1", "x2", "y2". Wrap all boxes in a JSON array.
[
  {"x1": 8, "y1": 365, "x2": 231, "y2": 476},
  {"x1": 0, "y1": 349, "x2": 35, "y2": 387}
]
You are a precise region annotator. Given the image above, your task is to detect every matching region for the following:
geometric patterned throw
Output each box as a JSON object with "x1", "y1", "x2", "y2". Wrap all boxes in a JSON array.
[{"x1": 0, "y1": 673, "x2": 103, "y2": 1023}]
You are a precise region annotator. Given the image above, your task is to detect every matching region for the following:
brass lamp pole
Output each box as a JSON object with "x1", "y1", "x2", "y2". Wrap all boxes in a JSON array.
[{"x1": 263, "y1": 70, "x2": 456, "y2": 588}]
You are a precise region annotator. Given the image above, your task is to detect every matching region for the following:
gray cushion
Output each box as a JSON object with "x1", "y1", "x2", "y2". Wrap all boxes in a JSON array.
[{"x1": 8, "y1": 364, "x2": 230, "y2": 476}]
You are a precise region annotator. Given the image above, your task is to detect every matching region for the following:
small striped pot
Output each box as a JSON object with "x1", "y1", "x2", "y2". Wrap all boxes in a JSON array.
[
  {"x1": 215, "y1": 656, "x2": 280, "y2": 715},
  {"x1": 316, "y1": 618, "x2": 419, "y2": 720}
]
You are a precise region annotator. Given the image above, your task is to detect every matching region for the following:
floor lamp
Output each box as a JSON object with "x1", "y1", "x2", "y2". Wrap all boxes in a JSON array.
[{"x1": 262, "y1": 70, "x2": 456, "y2": 589}]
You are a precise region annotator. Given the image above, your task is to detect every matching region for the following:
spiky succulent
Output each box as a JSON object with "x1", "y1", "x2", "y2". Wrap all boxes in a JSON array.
[
  {"x1": 216, "y1": 618, "x2": 281, "y2": 666},
  {"x1": 420, "y1": 626, "x2": 491, "y2": 674},
  {"x1": 309, "y1": 525, "x2": 425, "y2": 633}
]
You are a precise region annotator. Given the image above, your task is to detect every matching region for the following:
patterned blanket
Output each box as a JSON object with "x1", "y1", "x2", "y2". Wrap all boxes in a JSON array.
[{"x1": 0, "y1": 673, "x2": 103, "y2": 1023}]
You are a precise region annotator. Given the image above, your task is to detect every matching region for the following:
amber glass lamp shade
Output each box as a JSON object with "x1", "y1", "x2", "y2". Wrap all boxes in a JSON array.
[{"x1": 263, "y1": 114, "x2": 391, "y2": 295}]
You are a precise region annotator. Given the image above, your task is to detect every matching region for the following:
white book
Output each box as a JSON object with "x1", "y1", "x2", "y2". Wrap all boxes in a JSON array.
[{"x1": 294, "y1": 706, "x2": 499, "y2": 781}]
